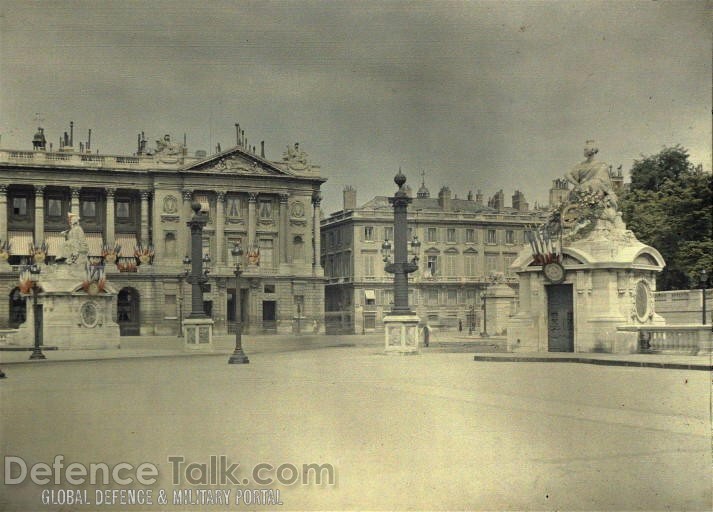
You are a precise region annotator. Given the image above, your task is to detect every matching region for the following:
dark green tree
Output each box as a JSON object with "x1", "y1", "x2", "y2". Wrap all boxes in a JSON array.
[{"x1": 621, "y1": 146, "x2": 712, "y2": 290}]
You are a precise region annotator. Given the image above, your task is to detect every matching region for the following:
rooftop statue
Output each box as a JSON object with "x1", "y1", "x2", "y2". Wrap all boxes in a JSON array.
[{"x1": 56, "y1": 212, "x2": 89, "y2": 265}]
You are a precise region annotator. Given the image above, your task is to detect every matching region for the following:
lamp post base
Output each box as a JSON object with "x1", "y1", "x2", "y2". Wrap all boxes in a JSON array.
[
  {"x1": 29, "y1": 349, "x2": 46, "y2": 360},
  {"x1": 228, "y1": 350, "x2": 250, "y2": 364},
  {"x1": 182, "y1": 318, "x2": 214, "y2": 350},
  {"x1": 384, "y1": 314, "x2": 421, "y2": 354}
]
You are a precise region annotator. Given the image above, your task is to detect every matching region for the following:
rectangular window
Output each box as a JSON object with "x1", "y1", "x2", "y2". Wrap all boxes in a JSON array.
[
  {"x1": 116, "y1": 200, "x2": 130, "y2": 219},
  {"x1": 447, "y1": 289, "x2": 457, "y2": 305},
  {"x1": 259, "y1": 238, "x2": 273, "y2": 268},
  {"x1": 465, "y1": 254, "x2": 477, "y2": 276},
  {"x1": 505, "y1": 230, "x2": 515, "y2": 244},
  {"x1": 259, "y1": 199, "x2": 272, "y2": 219},
  {"x1": 384, "y1": 226, "x2": 393, "y2": 241},
  {"x1": 445, "y1": 254, "x2": 457, "y2": 276},
  {"x1": 427, "y1": 227, "x2": 437, "y2": 242},
  {"x1": 12, "y1": 197, "x2": 27, "y2": 216},
  {"x1": 264, "y1": 284, "x2": 276, "y2": 293},
  {"x1": 383, "y1": 289, "x2": 394, "y2": 307},
  {"x1": 465, "y1": 228, "x2": 475, "y2": 243},
  {"x1": 227, "y1": 197, "x2": 241, "y2": 217},
  {"x1": 486, "y1": 253, "x2": 498, "y2": 273},
  {"x1": 363, "y1": 254, "x2": 375, "y2": 276},
  {"x1": 504, "y1": 254, "x2": 517, "y2": 274},
  {"x1": 364, "y1": 226, "x2": 374, "y2": 241},
  {"x1": 487, "y1": 229, "x2": 497, "y2": 244},
  {"x1": 447, "y1": 228, "x2": 456, "y2": 243},
  {"x1": 47, "y1": 198, "x2": 63, "y2": 218},
  {"x1": 427, "y1": 289, "x2": 439, "y2": 306},
  {"x1": 163, "y1": 295, "x2": 177, "y2": 318},
  {"x1": 427, "y1": 255, "x2": 438, "y2": 276},
  {"x1": 81, "y1": 200, "x2": 96, "y2": 219}
]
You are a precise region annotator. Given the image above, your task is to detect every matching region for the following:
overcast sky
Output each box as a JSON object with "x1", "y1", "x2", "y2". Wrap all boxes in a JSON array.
[{"x1": 1, "y1": 0, "x2": 710, "y2": 213}]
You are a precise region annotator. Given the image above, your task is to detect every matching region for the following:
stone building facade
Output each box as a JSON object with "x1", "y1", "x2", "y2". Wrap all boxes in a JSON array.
[
  {"x1": 321, "y1": 180, "x2": 549, "y2": 334},
  {"x1": 0, "y1": 126, "x2": 325, "y2": 336}
]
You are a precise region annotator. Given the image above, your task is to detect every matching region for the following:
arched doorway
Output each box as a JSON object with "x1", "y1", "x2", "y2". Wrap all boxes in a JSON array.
[
  {"x1": 9, "y1": 287, "x2": 26, "y2": 328},
  {"x1": 117, "y1": 287, "x2": 140, "y2": 336}
]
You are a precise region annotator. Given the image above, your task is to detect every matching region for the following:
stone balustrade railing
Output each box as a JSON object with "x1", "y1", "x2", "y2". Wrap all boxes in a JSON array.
[
  {"x1": 617, "y1": 325, "x2": 712, "y2": 355},
  {"x1": 0, "y1": 149, "x2": 197, "y2": 170}
]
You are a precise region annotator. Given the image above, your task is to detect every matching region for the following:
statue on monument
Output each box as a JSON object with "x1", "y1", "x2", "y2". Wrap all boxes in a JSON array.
[
  {"x1": 56, "y1": 212, "x2": 89, "y2": 264},
  {"x1": 553, "y1": 140, "x2": 629, "y2": 240}
]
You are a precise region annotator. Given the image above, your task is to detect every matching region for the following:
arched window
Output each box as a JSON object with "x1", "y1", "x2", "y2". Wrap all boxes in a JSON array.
[
  {"x1": 164, "y1": 232, "x2": 176, "y2": 257},
  {"x1": 293, "y1": 235, "x2": 304, "y2": 262}
]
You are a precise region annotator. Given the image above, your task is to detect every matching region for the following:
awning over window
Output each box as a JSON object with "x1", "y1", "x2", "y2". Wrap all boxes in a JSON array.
[
  {"x1": 86, "y1": 233, "x2": 103, "y2": 256},
  {"x1": 45, "y1": 233, "x2": 64, "y2": 256},
  {"x1": 115, "y1": 234, "x2": 138, "y2": 256},
  {"x1": 8, "y1": 232, "x2": 33, "y2": 255},
  {"x1": 364, "y1": 289, "x2": 376, "y2": 300}
]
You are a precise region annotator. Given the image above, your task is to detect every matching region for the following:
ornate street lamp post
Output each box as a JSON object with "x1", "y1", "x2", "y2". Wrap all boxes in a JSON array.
[
  {"x1": 381, "y1": 170, "x2": 422, "y2": 354},
  {"x1": 27, "y1": 264, "x2": 46, "y2": 360},
  {"x1": 700, "y1": 269, "x2": 708, "y2": 325},
  {"x1": 182, "y1": 202, "x2": 214, "y2": 346},
  {"x1": 228, "y1": 242, "x2": 249, "y2": 364},
  {"x1": 176, "y1": 255, "x2": 191, "y2": 337}
]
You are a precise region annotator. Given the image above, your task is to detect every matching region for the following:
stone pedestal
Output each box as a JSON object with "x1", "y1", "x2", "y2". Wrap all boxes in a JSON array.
[
  {"x1": 484, "y1": 281, "x2": 516, "y2": 336},
  {"x1": 383, "y1": 314, "x2": 420, "y2": 355},
  {"x1": 11, "y1": 264, "x2": 120, "y2": 350},
  {"x1": 182, "y1": 318, "x2": 214, "y2": 350}
]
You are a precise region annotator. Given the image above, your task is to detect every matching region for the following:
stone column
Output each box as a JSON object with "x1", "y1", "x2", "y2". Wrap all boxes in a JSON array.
[
  {"x1": 70, "y1": 187, "x2": 80, "y2": 215},
  {"x1": 247, "y1": 192, "x2": 257, "y2": 250},
  {"x1": 279, "y1": 193, "x2": 289, "y2": 264},
  {"x1": 105, "y1": 187, "x2": 115, "y2": 244},
  {"x1": 34, "y1": 185, "x2": 44, "y2": 243},
  {"x1": 215, "y1": 191, "x2": 225, "y2": 265},
  {"x1": 0, "y1": 184, "x2": 7, "y2": 243},
  {"x1": 140, "y1": 190, "x2": 150, "y2": 244},
  {"x1": 312, "y1": 191, "x2": 321, "y2": 273}
]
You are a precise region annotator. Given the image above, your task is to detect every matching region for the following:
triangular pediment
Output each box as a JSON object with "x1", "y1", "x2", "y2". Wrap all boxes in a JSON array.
[{"x1": 181, "y1": 146, "x2": 293, "y2": 176}]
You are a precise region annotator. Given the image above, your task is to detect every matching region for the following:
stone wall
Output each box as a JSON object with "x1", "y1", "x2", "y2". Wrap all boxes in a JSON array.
[{"x1": 655, "y1": 289, "x2": 713, "y2": 325}]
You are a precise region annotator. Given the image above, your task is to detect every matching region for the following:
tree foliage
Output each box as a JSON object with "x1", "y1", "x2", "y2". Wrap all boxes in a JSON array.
[{"x1": 620, "y1": 145, "x2": 712, "y2": 290}]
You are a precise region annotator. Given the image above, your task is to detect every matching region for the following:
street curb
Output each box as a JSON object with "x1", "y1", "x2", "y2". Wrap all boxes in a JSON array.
[
  {"x1": 472, "y1": 355, "x2": 713, "y2": 371},
  {"x1": 0, "y1": 343, "x2": 359, "y2": 366}
]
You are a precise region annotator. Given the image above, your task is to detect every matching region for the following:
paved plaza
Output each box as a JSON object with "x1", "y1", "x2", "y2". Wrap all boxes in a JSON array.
[{"x1": 1, "y1": 340, "x2": 711, "y2": 511}]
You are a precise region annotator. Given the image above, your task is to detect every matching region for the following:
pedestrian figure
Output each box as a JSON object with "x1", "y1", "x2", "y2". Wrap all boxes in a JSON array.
[{"x1": 458, "y1": 319, "x2": 463, "y2": 332}]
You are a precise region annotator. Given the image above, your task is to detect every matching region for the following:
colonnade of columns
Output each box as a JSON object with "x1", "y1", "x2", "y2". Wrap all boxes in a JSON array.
[{"x1": 0, "y1": 184, "x2": 322, "y2": 272}]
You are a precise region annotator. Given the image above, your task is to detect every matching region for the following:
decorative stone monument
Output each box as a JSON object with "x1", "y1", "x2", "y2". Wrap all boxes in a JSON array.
[
  {"x1": 507, "y1": 142, "x2": 665, "y2": 353},
  {"x1": 13, "y1": 213, "x2": 121, "y2": 349},
  {"x1": 382, "y1": 170, "x2": 422, "y2": 355},
  {"x1": 182, "y1": 202, "x2": 214, "y2": 350}
]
